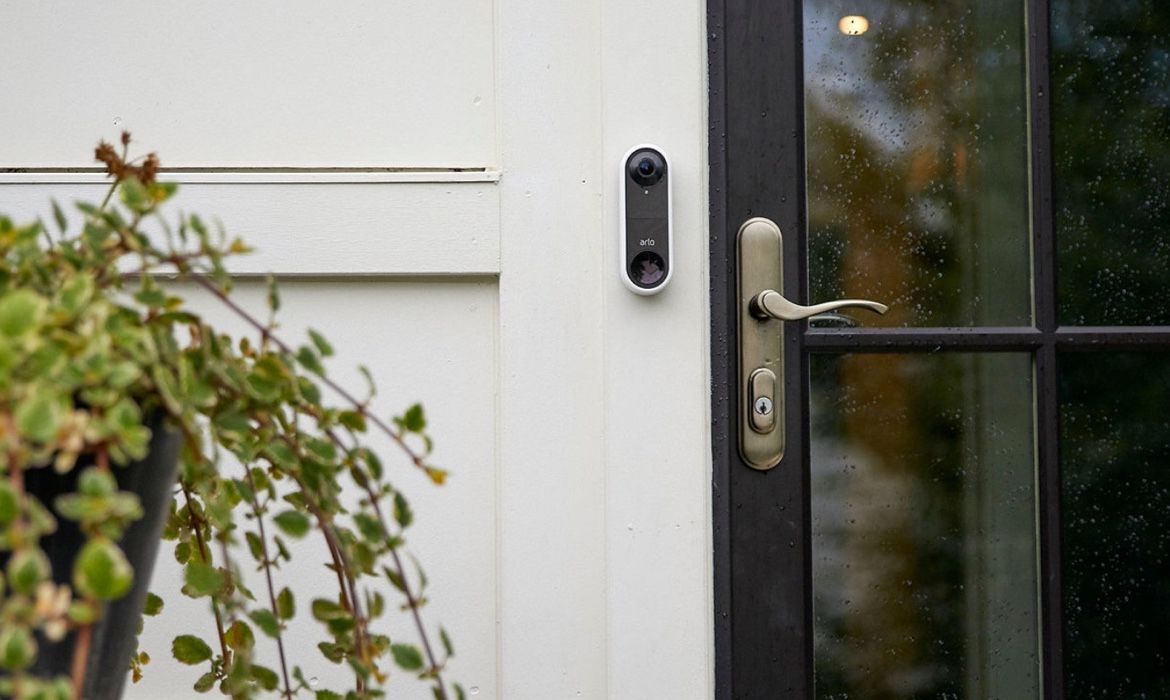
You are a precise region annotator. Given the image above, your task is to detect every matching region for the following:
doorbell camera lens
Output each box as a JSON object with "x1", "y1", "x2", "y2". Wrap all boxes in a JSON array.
[
  {"x1": 628, "y1": 150, "x2": 665, "y2": 186},
  {"x1": 629, "y1": 251, "x2": 666, "y2": 287}
]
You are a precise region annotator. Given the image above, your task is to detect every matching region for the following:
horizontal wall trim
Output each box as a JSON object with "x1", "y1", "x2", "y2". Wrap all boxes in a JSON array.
[
  {"x1": 0, "y1": 168, "x2": 502, "y2": 185},
  {"x1": 0, "y1": 181, "x2": 500, "y2": 275}
]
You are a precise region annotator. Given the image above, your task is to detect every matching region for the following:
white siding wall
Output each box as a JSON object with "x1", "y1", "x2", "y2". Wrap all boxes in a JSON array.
[{"x1": 0, "y1": 0, "x2": 711, "y2": 696}]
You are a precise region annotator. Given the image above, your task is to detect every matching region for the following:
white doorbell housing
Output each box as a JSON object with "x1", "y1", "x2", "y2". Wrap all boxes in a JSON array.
[{"x1": 620, "y1": 144, "x2": 672, "y2": 295}]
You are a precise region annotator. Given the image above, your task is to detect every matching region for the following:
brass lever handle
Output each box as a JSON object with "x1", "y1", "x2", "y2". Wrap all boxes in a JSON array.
[
  {"x1": 736, "y1": 216, "x2": 891, "y2": 471},
  {"x1": 750, "y1": 290, "x2": 888, "y2": 321}
]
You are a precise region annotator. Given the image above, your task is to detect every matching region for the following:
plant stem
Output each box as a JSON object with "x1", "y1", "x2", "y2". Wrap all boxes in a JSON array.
[
  {"x1": 318, "y1": 426, "x2": 447, "y2": 698},
  {"x1": 69, "y1": 622, "x2": 93, "y2": 700},
  {"x1": 242, "y1": 467, "x2": 294, "y2": 699},
  {"x1": 368, "y1": 483, "x2": 446, "y2": 697},
  {"x1": 180, "y1": 484, "x2": 232, "y2": 669}
]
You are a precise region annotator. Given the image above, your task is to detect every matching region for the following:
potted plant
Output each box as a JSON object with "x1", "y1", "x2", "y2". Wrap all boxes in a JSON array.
[{"x1": 0, "y1": 135, "x2": 462, "y2": 699}]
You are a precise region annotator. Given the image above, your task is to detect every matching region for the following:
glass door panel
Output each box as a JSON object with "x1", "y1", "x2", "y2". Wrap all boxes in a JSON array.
[
  {"x1": 811, "y1": 353, "x2": 1038, "y2": 698},
  {"x1": 1054, "y1": 2, "x2": 1170, "y2": 325},
  {"x1": 804, "y1": 0, "x2": 1031, "y2": 327},
  {"x1": 1060, "y1": 352, "x2": 1170, "y2": 696}
]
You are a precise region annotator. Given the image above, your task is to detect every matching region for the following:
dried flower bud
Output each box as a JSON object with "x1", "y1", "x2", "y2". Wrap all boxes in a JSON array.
[
  {"x1": 94, "y1": 141, "x2": 125, "y2": 178},
  {"x1": 139, "y1": 153, "x2": 160, "y2": 185}
]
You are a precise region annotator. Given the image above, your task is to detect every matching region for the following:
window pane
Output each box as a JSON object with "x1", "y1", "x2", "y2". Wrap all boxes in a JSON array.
[
  {"x1": 811, "y1": 353, "x2": 1038, "y2": 698},
  {"x1": 1060, "y1": 353, "x2": 1170, "y2": 696},
  {"x1": 1054, "y1": 2, "x2": 1170, "y2": 325},
  {"x1": 804, "y1": 1, "x2": 1031, "y2": 327}
]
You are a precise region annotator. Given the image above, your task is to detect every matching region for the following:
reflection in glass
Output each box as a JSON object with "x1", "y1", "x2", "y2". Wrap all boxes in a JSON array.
[
  {"x1": 804, "y1": 1, "x2": 1031, "y2": 327},
  {"x1": 811, "y1": 353, "x2": 1038, "y2": 698},
  {"x1": 1061, "y1": 353, "x2": 1170, "y2": 696},
  {"x1": 1054, "y1": 2, "x2": 1170, "y2": 325}
]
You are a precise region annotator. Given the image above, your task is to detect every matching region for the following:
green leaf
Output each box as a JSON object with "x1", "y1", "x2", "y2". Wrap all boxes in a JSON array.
[
  {"x1": 225, "y1": 620, "x2": 254, "y2": 652},
  {"x1": 390, "y1": 643, "x2": 424, "y2": 672},
  {"x1": 149, "y1": 181, "x2": 179, "y2": 204},
  {"x1": 172, "y1": 635, "x2": 213, "y2": 665},
  {"x1": 133, "y1": 284, "x2": 167, "y2": 308},
  {"x1": 337, "y1": 410, "x2": 366, "y2": 432},
  {"x1": 307, "y1": 328, "x2": 334, "y2": 357},
  {"x1": 266, "y1": 441, "x2": 297, "y2": 469},
  {"x1": 383, "y1": 566, "x2": 406, "y2": 594},
  {"x1": 0, "y1": 289, "x2": 45, "y2": 338},
  {"x1": 0, "y1": 626, "x2": 36, "y2": 671},
  {"x1": 272, "y1": 510, "x2": 310, "y2": 539},
  {"x1": 0, "y1": 483, "x2": 19, "y2": 527},
  {"x1": 394, "y1": 492, "x2": 413, "y2": 529},
  {"x1": 315, "y1": 691, "x2": 343, "y2": 700},
  {"x1": 193, "y1": 671, "x2": 217, "y2": 692},
  {"x1": 143, "y1": 593, "x2": 165, "y2": 616},
  {"x1": 183, "y1": 561, "x2": 225, "y2": 597},
  {"x1": 120, "y1": 177, "x2": 150, "y2": 213},
  {"x1": 15, "y1": 392, "x2": 61, "y2": 444},
  {"x1": 250, "y1": 663, "x2": 279, "y2": 690},
  {"x1": 440, "y1": 627, "x2": 454, "y2": 657},
  {"x1": 310, "y1": 598, "x2": 345, "y2": 622},
  {"x1": 276, "y1": 587, "x2": 295, "y2": 619},
  {"x1": 173, "y1": 540, "x2": 193, "y2": 564},
  {"x1": 296, "y1": 346, "x2": 324, "y2": 376},
  {"x1": 7, "y1": 548, "x2": 50, "y2": 595},
  {"x1": 358, "y1": 365, "x2": 377, "y2": 401},
  {"x1": 249, "y1": 609, "x2": 281, "y2": 638},
  {"x1": 51, "y1": 199, "x2": 68, "y2": 233},
  {"x1": 353, "y1": 513, "x2": 383, "y2": 542},
  {"x1": 245, "y1": 531, "x2": 264, "y2": 561},
  {"x1": 73, "y1": 539, "x2": 134, "y2": 601},
  {"x1": 402, "y1": 403, "x2": 426, "y2": 433},
  {"x1": 78, "y1": 468, "x2": 117, "y2": 497},
  {"x1": 316, "y1": 641, "x2": 345, "y2": 663},
  {"x1": 305, "y1": 438, "x2": 336, "y2": 463},
  {"x1": 265, "y1": 274, "x2": 280, "y2": 314}
]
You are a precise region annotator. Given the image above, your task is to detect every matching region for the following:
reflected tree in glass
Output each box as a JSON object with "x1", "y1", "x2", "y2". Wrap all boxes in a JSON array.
[
  {"x1": 811, "y1": 353, "x2": 1037, "y2": 699},
  {"x1": 804, "y1": 0, "x2": 1031, "y2": 327}
]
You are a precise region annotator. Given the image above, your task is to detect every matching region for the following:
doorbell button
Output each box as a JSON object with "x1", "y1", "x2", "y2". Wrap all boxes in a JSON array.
[{"x1": 620, "y1": 144, "x2": 672, "y2": 295}]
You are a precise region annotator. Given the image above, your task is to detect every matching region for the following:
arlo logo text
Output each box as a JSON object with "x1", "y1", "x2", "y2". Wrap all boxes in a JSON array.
[{"x1": 639, "y1": 238, "x2": 656, "y2": 247}]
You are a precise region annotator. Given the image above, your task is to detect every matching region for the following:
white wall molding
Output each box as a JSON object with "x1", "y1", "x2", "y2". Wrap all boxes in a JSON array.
[
  {"x1": 0, "y1": 170, "x2": 501, "y2": 185},
  {"x1": 0, "y1": 182, "x2": 500, "y2": 276}
]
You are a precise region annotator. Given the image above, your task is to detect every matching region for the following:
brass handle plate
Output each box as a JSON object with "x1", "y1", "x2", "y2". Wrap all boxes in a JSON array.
[{"x1": 736, "y1": 217, "x2": 887, "y2": 470}]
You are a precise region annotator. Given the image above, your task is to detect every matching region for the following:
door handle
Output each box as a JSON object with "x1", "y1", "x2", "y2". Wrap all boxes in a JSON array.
[
  {"x1": 750, "y1": 290, "x2": 888, "y2": 321},
  {"x1": 737, "y1": 217, "x2": 887, "y2": 470}
]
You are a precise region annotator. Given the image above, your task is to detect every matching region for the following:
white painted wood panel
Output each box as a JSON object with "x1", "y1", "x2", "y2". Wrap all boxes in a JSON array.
[
  {"x1": 0, "y1": 181, "x2": 499, "y2": 275},
  {"x1": 124, "y1": 279, "x2": 499, "y2": 699},
  {"x1": 600, "y1": 1, "x2": 713, "y2": 697},
  {"x1": 0, "y1": 1, "x2": 495, "y2": 168},
  {"x1": 496, "y1": 0, "x2": 609, "y2": 697},
  {"x1": 495, "y1": 0, "x2": 712, "y2": 696}
]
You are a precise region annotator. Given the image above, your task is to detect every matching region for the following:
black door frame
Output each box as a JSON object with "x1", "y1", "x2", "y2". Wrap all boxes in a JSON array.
[
  {"x1": 708, "y1": 1, "x2": 1170, "y2": 697},
  {"x1": 709, "y1": 0, "x2": 814, "y2": 696}
]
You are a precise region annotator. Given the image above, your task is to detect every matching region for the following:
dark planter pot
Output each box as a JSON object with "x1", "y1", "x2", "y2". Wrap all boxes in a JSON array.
[{"x1": 9, "y1": 412, "x2": 181, "y2": 699}]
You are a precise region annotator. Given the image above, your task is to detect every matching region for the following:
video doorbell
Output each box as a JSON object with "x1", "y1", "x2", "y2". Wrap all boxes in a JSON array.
[{"x1": 620, "y1": 145, "x2": 672, "y2": 295}]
